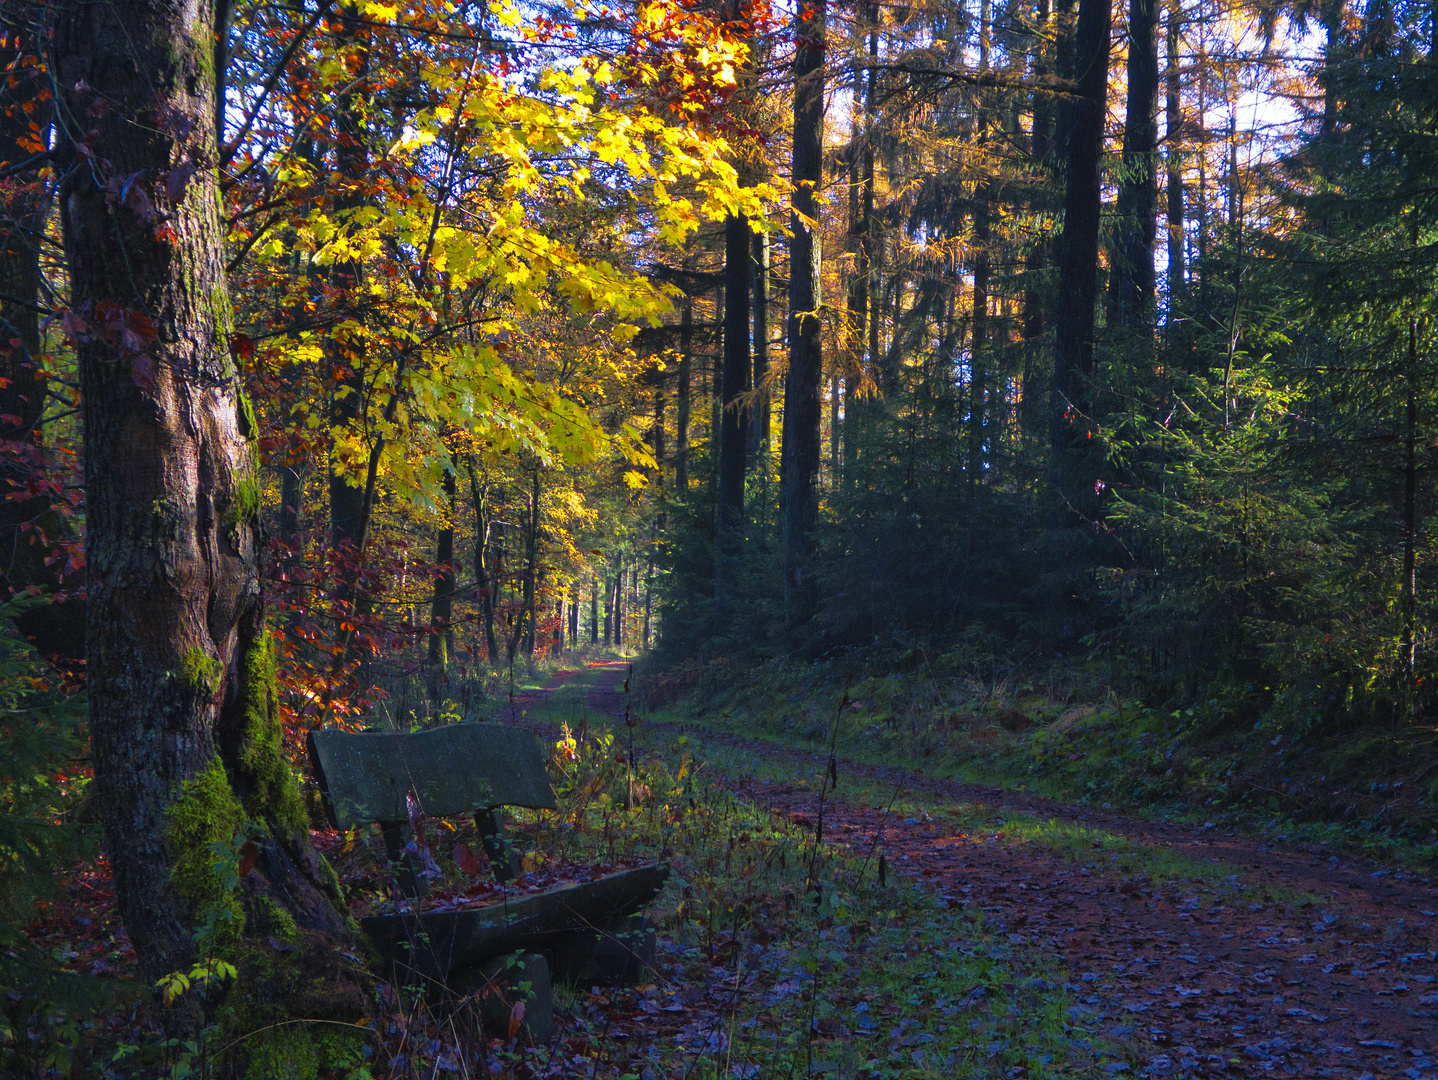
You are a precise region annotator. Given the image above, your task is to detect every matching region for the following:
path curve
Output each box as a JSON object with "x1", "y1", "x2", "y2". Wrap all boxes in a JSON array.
[{"x1": 576, "y1": 661, "x2": 1438, "y2": 1079}]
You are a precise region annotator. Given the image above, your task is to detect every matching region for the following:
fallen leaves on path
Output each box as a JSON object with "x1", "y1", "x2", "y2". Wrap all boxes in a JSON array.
[{"x1": 578, "y1": 662, "x2": 1438, "y2": 1079}]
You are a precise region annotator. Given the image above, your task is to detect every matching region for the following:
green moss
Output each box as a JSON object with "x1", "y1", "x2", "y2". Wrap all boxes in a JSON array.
[
  {"x1": 243, "y1": 1026, "x2": 318, "y2": 1080},
  {"x1": 240, "y1": 1022, "x2": 368, "y2": 1080},
  {"x1": 165, "y1": 759, "x2": 245, "y2": 950},
  {"x1": 179, "y1": 646, "x2": 223, "y2": 695},
  {"x1": 237, "y1": 391, "x2": 259, "y2": 441},
  {"x1": 234, "y1": 631, "x2": 308, "y2": 834},
  {"x1": 255, "y1": 897, "x2": 299, "y2": 945},
  {"x1": 227, "y1": 474, "x2": 262, "y2": 527}
]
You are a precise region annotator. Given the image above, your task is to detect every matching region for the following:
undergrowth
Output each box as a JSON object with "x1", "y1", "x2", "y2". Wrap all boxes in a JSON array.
[{"x1": 13, "y1": 658, "x2": 1126, "y2": 1078}]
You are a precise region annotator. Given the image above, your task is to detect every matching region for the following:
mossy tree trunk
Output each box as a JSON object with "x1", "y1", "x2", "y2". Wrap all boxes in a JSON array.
[{"x1": 51, "y1": 0, "x2": 352, "y2": 992}]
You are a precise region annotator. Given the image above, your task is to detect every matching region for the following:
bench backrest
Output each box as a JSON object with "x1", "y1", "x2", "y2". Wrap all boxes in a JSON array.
[{"x1": 308, "y1": 722, "x2": 558, "y2": 830}]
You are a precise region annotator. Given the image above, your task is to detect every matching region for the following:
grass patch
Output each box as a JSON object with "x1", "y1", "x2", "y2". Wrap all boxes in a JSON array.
[{"x1": 639, "y1": 653, "x2": 1438, "y2": 873}]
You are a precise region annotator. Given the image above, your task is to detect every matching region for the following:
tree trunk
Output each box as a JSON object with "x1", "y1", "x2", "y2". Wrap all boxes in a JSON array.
[
  {"x1": 465, "y1": 461, "x2": 501, "y2": 665},
  {"x1": 52, "y1": 0, "x2": 351, "y2": 998},
  {"x1": 748, "y1": 231, "x2": 771, "y2": 464},
  {"x1": 717, "y1": 213, "x2": 750, "y2": 604},
  {"x1": 1402, "y1": 319, "x2": 1418, "y2": 679},
  {"x1": 521, "y1": 470, "x2": 539, "y2": 658},
  {"x1": 327, "y1": 4, "x2": 370, "y2": 555},
  {"x1": 1049, "y1": 0, "x2": 1113, "y2": 510},
  {"x1": 676, "y1": 294, "x2": 692, "y2": 491},
  {"x1": 614, "y1": 564, "x2": 625, "y2": 646},
  {"x1": 970, "y1": 0, "x2": 992, "y2": 484},
  {"x1": 1108, "y1": 0, "x2": 1159, "y2": 329},
  {"x1": 428, "y1": 466, "x2": 456, "y2": 691},
  {"x1": 590, "y1": 576, "x2": 600, "y2": 644},
  {"x1": 0, "y1": 8, "x2": 85, "y2": 663},
  {"x1": 1165, "y1": 0, "x2": 1186, "y2": 331},
  {"x1": 604, "y1": 574, "x2": 614, "y2": 645},
  {"x1": 783, "y1": 0, "x2": 826, "y2": 628}
]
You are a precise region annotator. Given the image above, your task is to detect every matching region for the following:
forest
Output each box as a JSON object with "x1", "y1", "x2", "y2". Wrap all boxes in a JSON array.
[{"x1": 3, "y1": 0, "x2": 1438, "y2": 1074}]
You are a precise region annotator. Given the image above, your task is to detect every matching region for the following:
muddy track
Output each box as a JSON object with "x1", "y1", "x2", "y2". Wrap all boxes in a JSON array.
[{"x1": 564, "y1": 661, "x2": 1438, "y2": 1079}]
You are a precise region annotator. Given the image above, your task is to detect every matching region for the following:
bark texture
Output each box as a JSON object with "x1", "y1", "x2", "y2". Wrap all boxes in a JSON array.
[
  {"x1": 1049, "y1": 0, "x2": 1113, "y2": 509},
  {"x1": 783, "y1": 0, "x2": 825, "y2": 628},
  {"x1": 52, "y1": 0, "x2": 349, "y2": 987},
  {"x1": 716, "y1": 212, "x2": 750, "y2": 603},
  {"x1": 1109, "y1": 0, "x2": 1160, "y2": 328}
]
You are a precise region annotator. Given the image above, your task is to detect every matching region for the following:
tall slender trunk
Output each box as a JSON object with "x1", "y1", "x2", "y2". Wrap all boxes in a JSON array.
[
  {"x1": 521, "y1": 470, "x2": 539, "y2": 657},
  {"x1": 1052, "y1": 0, "x2": 1079, "y2": 162},
  {"x1": 614, "y1": 564, "x2": 625, "y2": 646},
  {"x1": 1195, "y1": 47, "x2": 1210, "y2": 320},
  {"x1": 970, "y1": 0, "x2": 992, "y2": 484},
  {"x1": 865, "y1": 8, "x2": 880, "y2": 399},
  {"x1": 569, "y1": 580, "x2": 580, "y2": 643},
  {"x1": 1165, "y1": 0, "x2": 1185, "y2": 330},
  {"x1": 749, "y1": 231, "x2": 771, "y2": 463},
  {"x1": 717, "y1": 214, "x2": 750, "y2": 604},
  {"x1": 53, "y1": 0, "x2": 350, "y2": 993},
  {"x1": 328, "y1": 3, "x2": 370, "y2": 555},
  {"x1": 844, "y1": 32, "x2": 868, "y2": 493},
  {"x1": 783, "y1": 0, "x2": 826, "y2": 627},
  {"x1": 676, "y1": 294, "x2": 692, "y2": 491},
  {"x1": 1403, "y1": 319, "x2": 1418, "y2": 678},
  {"x1": 428, "y1": 466, "x2": 457, "y2": 689},
  {"x1": 1049, "y1": 0, "x2": 1114, "y2": 508},
  {"x1": 465, "y1": 462, "x2": 501, "y2": 665},
  {"x1": 643, "y1": 554, "x2": 653, "y2": 650},
  {"x1": 1108, "y1": 0, "x2": 1160, "y2": 330},
  {"x1": 590, "y1": 576, "x2": 599, "y2": 644}
]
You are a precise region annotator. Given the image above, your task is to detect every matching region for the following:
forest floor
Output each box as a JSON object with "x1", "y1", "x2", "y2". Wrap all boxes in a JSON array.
[
  {"x1": 22, "y1": 661, "x2": 1438, "y2": 1079},
  {"x1": 542, "y1": 659, "x2": 1438, "y2": 1080}
]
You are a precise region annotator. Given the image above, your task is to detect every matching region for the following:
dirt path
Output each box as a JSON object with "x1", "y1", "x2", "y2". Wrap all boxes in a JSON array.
[{"x1": 580, "y1": 662, "x2": 1438, "y2": 1080}]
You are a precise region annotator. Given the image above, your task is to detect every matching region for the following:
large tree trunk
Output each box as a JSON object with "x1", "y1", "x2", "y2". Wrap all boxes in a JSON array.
[
  {"x1": 783, "y1": 0, "x2": 825, "y2": 628},
  {"x1": 51, "y1": 0, "x2": 351, "y2": 996},
  {"x1": 1049, "y1": 0, "x2": 1113, "y2": 511}
]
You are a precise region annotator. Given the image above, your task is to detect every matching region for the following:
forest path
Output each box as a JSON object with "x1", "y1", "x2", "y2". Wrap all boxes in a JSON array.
[{"x1": 569, "y1": 660, "x2": 1438, "y2": 1080}]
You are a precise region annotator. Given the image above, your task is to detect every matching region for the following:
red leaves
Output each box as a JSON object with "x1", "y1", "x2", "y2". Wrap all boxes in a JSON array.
[
  {"x1": 455, "y1": 841, "x2": 483, "y2": 876},
  {"x1": 507, "y1": 1000, "x2": 527, "y2": 1041},
  {"x1": 229, "y1": 333, "x2": 255, "y2": 362},
  {"x1": 237, "y1": 840, "x2": 259, "y2": 877}
]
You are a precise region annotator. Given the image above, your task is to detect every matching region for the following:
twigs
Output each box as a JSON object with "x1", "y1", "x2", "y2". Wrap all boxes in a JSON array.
[{"x1": 804, "y1": 676, "x2": 850, "y2": 899}]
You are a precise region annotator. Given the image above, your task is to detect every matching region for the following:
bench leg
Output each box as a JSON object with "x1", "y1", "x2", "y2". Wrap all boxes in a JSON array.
[
  {"x1": 547, "y1": 914, "x2": 657, "y2": 987},
  {"x1": 456, "y1": 952, "x2": 553, "y2": 1043},
  {"x1": 475, "y1": 808, "x2": 521, "y2": 882},
  {"x1": 378, "y1": 820, "x2": 427, "y2": 900}
]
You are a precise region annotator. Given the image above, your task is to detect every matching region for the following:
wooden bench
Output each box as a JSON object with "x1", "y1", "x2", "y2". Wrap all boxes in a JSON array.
[{"x1": 307, "y1": 722, "x2": 668, "y2": 1039}]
